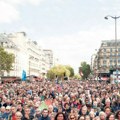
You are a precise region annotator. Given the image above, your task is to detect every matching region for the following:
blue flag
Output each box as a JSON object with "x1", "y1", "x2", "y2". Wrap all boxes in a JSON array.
[{"x1": 22, "y1": 70, "x2": 26, "y2": 81}]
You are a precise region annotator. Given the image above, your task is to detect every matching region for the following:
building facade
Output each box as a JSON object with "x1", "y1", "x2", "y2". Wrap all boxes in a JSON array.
[
  {"x1": 43, "y1": 49, "x2": 54, "y2": 69},
  {"x1": 93, "y1": 40, "x2": 120, "y2": 74},
  {"x1": 0, "y1": 32, "x2": 55, "y2": 77}
]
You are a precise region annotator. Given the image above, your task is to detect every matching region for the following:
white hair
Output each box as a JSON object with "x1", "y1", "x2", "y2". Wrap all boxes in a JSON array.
[{"x1": 99, "y1": 111, "x2": 106, "y2": 118}]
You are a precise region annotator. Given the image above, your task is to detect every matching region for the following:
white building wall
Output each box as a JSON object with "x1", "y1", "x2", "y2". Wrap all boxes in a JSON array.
[
  {"x1": 0, "y1": 32, "x2": 56, "y2": 78},
  {"x1": 8, "y1": 32, "x2": 28, "y2": 76},
  {"x1": 43, "y1": 49, "x2": 54, "y2": 69},
  {"x1": 27, "y1": 41, "x2": 42, "y2": 76}
]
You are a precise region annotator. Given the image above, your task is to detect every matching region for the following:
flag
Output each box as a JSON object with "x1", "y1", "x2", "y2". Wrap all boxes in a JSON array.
[
  {"x1": 39, "y1": 101, "x2": 48, "y2": 111},
  {"x1": 22, "y1": 70, "x2": 26, "y2": 81}
]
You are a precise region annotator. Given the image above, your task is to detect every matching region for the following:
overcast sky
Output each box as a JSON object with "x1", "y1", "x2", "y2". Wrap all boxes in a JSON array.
[{"x1": 0, "y1": 0, "x2": 120, "y2": 73}]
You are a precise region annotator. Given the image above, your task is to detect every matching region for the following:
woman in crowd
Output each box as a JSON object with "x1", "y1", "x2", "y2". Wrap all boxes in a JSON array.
[
  {"x1": 54, "y1": 112, "x2": 67, "y2": 120},
  {"x1": 115, "y1": 110, "x2": 120, "y2": 120},
  {"x1": 15, "y1": 111, "x2": 23, "y2": 120}
]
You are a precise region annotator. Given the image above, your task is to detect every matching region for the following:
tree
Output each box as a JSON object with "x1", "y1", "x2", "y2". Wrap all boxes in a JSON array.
[
  {"x1": 47, "y1": 65, "x2": 70, "y2": 80},
  {"x1": 79, "y1": 61, "x2": 91, "y2": 79},
  {"x1": 65, "y1": 65, "x2": 74, "y2": 77},
  {"x1": 0, "y1": 47, "x2": 15, "y2": 76},
  {"x1": 74, "y1": 74, "x2": 81, "y2": 79}
]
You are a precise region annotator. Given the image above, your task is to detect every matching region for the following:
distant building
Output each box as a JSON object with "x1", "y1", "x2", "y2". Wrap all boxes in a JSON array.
[
  {"x1": 93, "y1": 40, "x2": 120, "y2": 74},
  {"x1": 0, "y1": 32, "x2": 56, "y2": 77},
  {"x1": 53, "y1": 58, "x2": 59, "y2": 66},
  {"x1": 27, "y1": 40, "x2": 41, "y2": 76},
  {"x1": 43, "y1": 49, "x2": 54, "y2": 69},
  {"x1": 0, "y1": 32, "x2": 28, "y2": 76}
]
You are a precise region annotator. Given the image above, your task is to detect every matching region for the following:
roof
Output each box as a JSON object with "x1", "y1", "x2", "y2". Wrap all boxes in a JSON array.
[
  {"x1": 0, "y1": 33, "x2": 18, "y2": 49},
  {"x1": 0, "y1": 33, "x2": 9, "y2": 42}
]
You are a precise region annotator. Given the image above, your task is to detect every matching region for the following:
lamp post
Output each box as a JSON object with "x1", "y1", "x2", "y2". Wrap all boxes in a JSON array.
[
  {"x1": 91, "y1": 54, "x2": 95, "y2": 79},
  {"x1": 104, "y1": 15, "x2": 120, "y2": 73},
  {"x1": 91, "y1": 54, "x2": 95, "y2": 70}
]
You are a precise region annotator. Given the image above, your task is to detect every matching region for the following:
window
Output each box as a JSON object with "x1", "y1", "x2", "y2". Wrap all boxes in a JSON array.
[
  {"x1": 110, "y1": 48, "x2": 112, "y2": 52},
  {"x1": 118, "y1": 59, "x2": 120, "y2": 63},
  {"x1": 118, "y1": 48, "x2": 120, "y2": 52},
  {"x1": 118, "y1": 53, "x2": 120, "y2": 57},
  {"x1": 103, "y1": 55, "x2": 106, "y2": 59},
  {"x1": 103, "y1": 60, "x2": 106, "y2": 64},
  {"x1": 110, "y1": 60, "x2": 112, "y2": 63},
  {"x1": 104, "y1": 48, "x2": 106, "y2": 52},
  {"x1": 114, "y1": 59, "x2": 116, "y2": 63}
]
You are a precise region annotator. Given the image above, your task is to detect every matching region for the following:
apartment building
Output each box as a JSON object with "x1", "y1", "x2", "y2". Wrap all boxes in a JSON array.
[
  {"x1": 43, "y1": 49, "x2": 54, "y2": 69},
  {"x1": 93, "y1": 40, "x2": 120, "y2": 74},
  {"x1": 0, "y1": 32, "x2": 55, "y2": 77},
  {"x1": 27, "y1": 40, "x2": 42, "y2": 76}
]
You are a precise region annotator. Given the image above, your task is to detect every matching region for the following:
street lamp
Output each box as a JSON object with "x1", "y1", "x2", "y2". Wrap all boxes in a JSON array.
[
  {"x1": 104, "y1": 15, "x2": 120, "y2": 72},
  {"x1": 91, "y1": 54, "x2": 95, "y2": 70}
]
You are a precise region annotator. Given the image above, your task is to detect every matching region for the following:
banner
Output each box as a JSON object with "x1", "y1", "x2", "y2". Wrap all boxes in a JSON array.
[{"x1": 22, "y1": 70, "x2": 26, "y2": 81}]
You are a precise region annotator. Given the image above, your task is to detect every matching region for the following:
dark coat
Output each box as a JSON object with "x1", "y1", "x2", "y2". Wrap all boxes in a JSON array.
[{"x1": 38, "y1": 115, "x2": 51, "y2": 120}]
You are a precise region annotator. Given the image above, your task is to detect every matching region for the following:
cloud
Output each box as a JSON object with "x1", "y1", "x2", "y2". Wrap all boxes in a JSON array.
[
  {"x1": 3, "y1": 0, "x2": 45, "y2": 6},
  {"x1": 27, "y1": 0, "x2": 44, "y2": 6},
  {"x1": 38, "y1": 25, "x2": 118, "y2": 73},
  {"x1": 0, "y1": 1, "x2": 20, "y2": 23},
  {"x1": 0, "y1": 0, "x2": 44, "y2": 23}
]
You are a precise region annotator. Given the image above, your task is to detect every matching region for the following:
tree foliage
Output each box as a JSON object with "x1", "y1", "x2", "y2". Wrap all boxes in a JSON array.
[
  {"x1": 0, "y1": 47, "x2": 15, "y2": 75},
  {"x1": 65, "y1": 65, "x2": 74, "y2": 77},
  {"x1": 80, "y1": 61, "x2": 91, "y2": 79},
  {"x1": 74, "y1": 74, "x2": 81, "y2": 79},
  {"x1": 47, "y1": 65, "x2": 73, "y2": 80}
]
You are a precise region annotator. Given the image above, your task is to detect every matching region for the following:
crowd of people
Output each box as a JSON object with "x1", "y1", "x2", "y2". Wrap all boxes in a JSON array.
[{"x1": 0, "y1": 79, "x2": 120, "y2": 120}]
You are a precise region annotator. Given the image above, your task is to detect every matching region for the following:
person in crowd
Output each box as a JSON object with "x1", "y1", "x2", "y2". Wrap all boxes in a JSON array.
[
  {"x1": 22, "y1": 106, "x2": 34, "y2": 120},
  {"x1": 0, "y1": 106, "x2": 6, "y2": 119},
  {"x1": 99, "y1": 111, "x2": 106, "y2": 120},
  {"x1": 15, "y1": 111, "x2": 23, "y2": 120},
  {"x1": 3, "y1": 106, "x2": 11, "y2": 120},
  {"x1": 34, "y1": 108, "x2": 41, "y2": 120},
  {"x1": 0, "y1": 79, "x2": 120, "y2": 120},
  {"x1": 115, "y1": 110, "x2": 120, "y2": 120},
  {"x1": 89, "y1": 110, "x2": 95, "y2": 119},
  {"x1": 104, "y1": 106, "x2": 112, "y2": 118},
  {"x1": 68, "y1": 113, "x2": 77, "y2": 120},
  {"x1": 48, "y1": 105, "x2": 54, "y2": 118},
  {"x1": 79, "y1": 116, "x2": 85, "y2": 120},
  {"x1": 106, "y1": 113, "x2": 115, "y2": 120},
  {"x1": 79, "y1": 105, "x2": 89, "y2": 117},
  {"x1": 85, "y1": 115, "x2": 90, "y2": 120},
  {"x1": 17, "y1": 103, "x2": 24, "y2": 116},
  {"x1": 38, "y1": 109, "x2": 51, "y2": 120},
  {"x1": 8, "y1": 105, "x2": 17, "y2": 120},
  {"x1": 54, "y1": 112, "x2": 67, "y2": 120}
]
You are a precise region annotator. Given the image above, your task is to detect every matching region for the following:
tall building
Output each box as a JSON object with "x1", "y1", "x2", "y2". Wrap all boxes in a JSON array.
[
  {"x1": 93, "y1": 40, "x2": 120, "y2": 74},
  {"x1": 8, "y1": 32, "x2": 28, "y2": 76},
  {"x1": 43, "y1": 49, "x2": 54, "y2": 69},
  {"x1": 53, "y1": 58, "x2": 59, "y2": 66},
  {"x1": 0, "y1": 32, "x2": 55, "y2": 77},
  {"x1": 27, "y1": 40, "x2": 42, "y2": 76},
  {"x1": 0, "y1": 33, "x2": 20, "y2": 76}
]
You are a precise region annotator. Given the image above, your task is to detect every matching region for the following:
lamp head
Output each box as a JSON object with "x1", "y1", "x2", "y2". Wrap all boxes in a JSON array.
[{"x1": 104, "y1": 16, "x2": 108, "y2": 20}]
